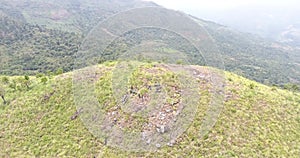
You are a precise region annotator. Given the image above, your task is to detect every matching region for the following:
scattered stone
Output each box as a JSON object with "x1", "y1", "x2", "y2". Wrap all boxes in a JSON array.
[
  {"x1": 160, "y1": 126, "x2": 165, "y2": 133},
  {"x1": 156, "y1": 143, "x2": 161, "y2": 148},
  {"x1": 156, "y1": 125, "x2": 168, "y2": 133},
  {"x1": 146, "y1": 139, "x2": 151, "y2": 144},
  {"x1": 142, "y1": 132, "x2": 146, "y2": 140},
  {"x1": 156, "y1": 127, "x2": 160, "y2": 133},
  {"x1": 170, "y1": 139, "x2": 176, "y2": 144},
  {"x1": 168, "y1": 139, "x2": 176, "y2": 146}
]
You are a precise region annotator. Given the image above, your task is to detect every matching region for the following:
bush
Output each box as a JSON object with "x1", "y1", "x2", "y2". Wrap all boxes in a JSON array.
[
  {"x1": 41, "y1": 77, "x2": 48, "y2": 84},
  {"x1": 36, "y1": 73, "x2": 44, "y2": 78},
  {"x1": 0, "y1": 87, "x2": 6, "y2": 104},
  {"x1": 249, "y1": 83, "x2": 255, "y2": 89},
  {"x1": 1, "y1": 77, "x2": 9, "y2": 84}
]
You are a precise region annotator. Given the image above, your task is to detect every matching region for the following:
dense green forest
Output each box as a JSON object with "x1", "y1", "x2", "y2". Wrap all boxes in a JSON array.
[
  {"x1": 0, "y1": 0, "x2": 299, "y2": 88},
  {"x1": 0, "y1": 14, "x2": 81, "y2": 75}
]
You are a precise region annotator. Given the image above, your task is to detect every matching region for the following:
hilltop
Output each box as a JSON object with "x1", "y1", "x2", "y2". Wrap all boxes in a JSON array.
[{"x1": 0, "y1": 61, "x2": 299, "y2": 157}]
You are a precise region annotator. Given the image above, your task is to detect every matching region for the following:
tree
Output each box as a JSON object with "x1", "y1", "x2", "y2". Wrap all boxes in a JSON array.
[{"x1": 0, "y1": 87, "x2": 6, "y2": 104}]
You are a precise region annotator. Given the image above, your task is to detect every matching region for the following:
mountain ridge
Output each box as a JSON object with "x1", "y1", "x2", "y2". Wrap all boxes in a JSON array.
[{"x1": 0, "y1": 0, "x2": 299, "y2": 87}]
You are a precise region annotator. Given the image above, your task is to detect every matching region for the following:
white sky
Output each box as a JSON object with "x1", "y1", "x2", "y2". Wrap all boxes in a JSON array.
[{"x1": 144, "y1": 0, "x2": 299, "y2": 12}]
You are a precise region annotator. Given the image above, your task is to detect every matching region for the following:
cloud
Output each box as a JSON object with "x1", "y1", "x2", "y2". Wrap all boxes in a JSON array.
[{"x1": 144, "y1": 0, "x2": 299, "y2": 11}]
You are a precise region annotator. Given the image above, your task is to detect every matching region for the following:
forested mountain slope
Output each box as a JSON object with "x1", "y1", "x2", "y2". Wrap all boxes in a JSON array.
[{"x1": 0, "y1": 0, "x2": 299, "y2": 87}]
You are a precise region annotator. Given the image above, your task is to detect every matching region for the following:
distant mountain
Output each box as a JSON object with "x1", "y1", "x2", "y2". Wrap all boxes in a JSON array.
[
  {"x1": 0, "y1": 0, "x2": 158, "y2": 33},
  {"x1": 0, "y1": 0, "x2": 299, "y2": 87},
  {"x1": 278, "y1": 24, "x2": 300, "y2": 47},
  {"x1": 198, "y1": 5, "x2": 300, "y2": 47},
  {"x1": 194, "y1": 18, "x2": 300, "y2": 85}
]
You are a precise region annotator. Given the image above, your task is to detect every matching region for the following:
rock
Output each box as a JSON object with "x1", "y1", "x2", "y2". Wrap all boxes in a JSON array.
[
  {"x1": 170, "y1": 139, "x2": 176, "y2": 144},
  {"x1": 168, "y1": 140, "x2": 176, "y2": 146},
  {"x1": 160, "y1": 126, "x2": 165, "y2": 133},
  {"x1": 156, "y1": 143, "x2": 161, "y2": 148},
  {"x1": 156, "y1": 127, "x2": 160, "y2": 133},
  {"x1": 146, "y1": 139, "x2": 151, "y2": 144},
  {"x1": 142, "y1": 132, "x2": 146, "y2": 140},
  {"x1": 156, "y1": 125, "x2": 168, "y2": 133}
]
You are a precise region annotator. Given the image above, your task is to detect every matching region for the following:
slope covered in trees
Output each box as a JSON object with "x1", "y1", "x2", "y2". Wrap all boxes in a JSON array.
[{"x1": 0, "y1": 0, "x2": 299, "y2": 87}]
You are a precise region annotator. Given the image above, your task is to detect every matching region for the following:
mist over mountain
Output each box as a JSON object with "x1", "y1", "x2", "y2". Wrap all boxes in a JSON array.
[{"x1": 190, "y1": 4, "x2": 300, "y2": 47}]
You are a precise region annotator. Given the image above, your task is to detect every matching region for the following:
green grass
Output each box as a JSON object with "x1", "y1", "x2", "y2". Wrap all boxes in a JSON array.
[{"x1": 0, "y1": 61, "x2": 299, "y2": 157}]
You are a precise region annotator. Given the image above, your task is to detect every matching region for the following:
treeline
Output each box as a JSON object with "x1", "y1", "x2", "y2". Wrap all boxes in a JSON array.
[{"x1": 0, "y1": 15, "x2": 82, "y2": 75}]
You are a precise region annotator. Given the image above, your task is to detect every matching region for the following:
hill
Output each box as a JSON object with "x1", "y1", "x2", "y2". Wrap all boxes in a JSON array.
[
  {"x1": 0, "y1": 13, "x2": 81, "y2": 75},
  {"x1": 0, "y1": 0, "x2": 158, "y2": 33},
  {"x1": 194, "y1": 18, "x2": 300, "y2": 86},
  {"x1": 0, "y1": 61, "x2": 299, "y2": 157},
  {"x1": 200, "y1": 5, "x2": 300, "y2": 47},
  {"x1": 0, "y1": 0, "x2": 299, "y2": 88}
]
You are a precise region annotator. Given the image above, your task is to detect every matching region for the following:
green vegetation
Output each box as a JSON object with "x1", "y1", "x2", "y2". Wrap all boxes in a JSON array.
[
  {"x1": 0, "y1": 0, "x2": 299, "y2": 89},
  {"x1": 0, "y1": 13, "x2": 81, "y2": 75},
  {"x1": 0, "y1": 87, "x2": 6, "y2": 104},
  {"x1": 196, "y1": 18, "x2": 300, "y2": 87},
  {"x1": 0, "y1": 1, "x2": 299, "y2": 156},
  {"x1": 0, "y1": 61, "x2": 299, "y2": 157}
]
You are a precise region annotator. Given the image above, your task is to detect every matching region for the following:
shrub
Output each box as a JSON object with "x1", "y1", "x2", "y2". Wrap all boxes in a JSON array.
[
  {"x1": 1, "y1": 77, "x2": 9, "y2": 84},
  {"x1": 0, "y1": 87, "x2": 6, "y2": 104},
  {"x1": 41, "y1": 77, "x2": 48, "y2": 84},
  {"x1": 249, "y1": 83, "x2": 255, "y2": 89},
  {"x1": 36, "y1": 73, "x2": 44, "y2": 78}
]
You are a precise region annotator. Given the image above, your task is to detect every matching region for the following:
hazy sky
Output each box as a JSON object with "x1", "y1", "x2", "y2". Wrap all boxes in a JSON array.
[{"x1": 144, "y1": 0, "x2": 299, "y2": 12}]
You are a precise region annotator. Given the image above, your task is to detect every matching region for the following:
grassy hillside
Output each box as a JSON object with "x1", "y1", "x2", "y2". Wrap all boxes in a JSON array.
[{"x1": 0, "y1": 61, "x2": 299, "y2": 157}]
